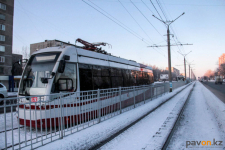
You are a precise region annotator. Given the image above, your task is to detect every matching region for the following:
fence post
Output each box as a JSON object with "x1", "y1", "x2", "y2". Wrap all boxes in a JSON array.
[
  {"x1": 144, "y1": 87, "x2": 145, "y2": 104},
  {"x1": 156, "y1": 86, "x2": 158, "y2": 98},
  {"x1": 97, "y1": 89, "x2": 101, "y2": 123},
  {"x1": 119, "y1": 87, "x2": 122, "y2": 114},
  {"x1": 133, "y1": 86, "x2": 135, "y2": 108},
  {"x1": 4, "y1": 99, "x2": 7, "y2": 149},
  {"x1": 164, "y1": 84, "x2": 166, "y2": 93},
  {"x1": 60, "y1": 94, "x2": 63, "y2": 139}
]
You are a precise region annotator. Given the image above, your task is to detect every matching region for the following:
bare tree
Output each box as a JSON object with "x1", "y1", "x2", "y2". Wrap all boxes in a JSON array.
[
  {"x1": 204, "y1": 69, "x2": 214, "y2": 79},
  {"x1": 22, "y1": 46, "x2": 30, "y2": 60}
]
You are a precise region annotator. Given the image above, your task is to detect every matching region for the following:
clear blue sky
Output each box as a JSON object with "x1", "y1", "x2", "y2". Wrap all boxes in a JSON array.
[{"x1": 13, "y1": 0, "x2": 225, "y2": 78}]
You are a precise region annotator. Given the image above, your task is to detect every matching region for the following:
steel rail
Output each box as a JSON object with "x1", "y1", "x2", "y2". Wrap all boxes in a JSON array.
[
  {"x1": 161, "y1": 82, "x2": 195, "y2": 150},
  {"x1": 89, "y1": 82, "x2": 193, "y2": 150}
]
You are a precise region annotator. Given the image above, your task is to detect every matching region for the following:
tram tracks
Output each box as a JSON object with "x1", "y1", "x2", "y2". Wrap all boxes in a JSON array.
[
  {"x1": 161, "y1": 83, "x2": 195, "y2": 150},
  {"x1": 89, "y1": 82, "x2": 195, "y2": 150}
]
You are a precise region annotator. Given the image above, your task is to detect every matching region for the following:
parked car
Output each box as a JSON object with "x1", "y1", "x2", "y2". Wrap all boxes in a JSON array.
[
  {"x1": 0, "y1": 83, "x2": 8, "y2": 104},
  {"x1": 215, "y1": 76, "x2": 223, "y2": 84}
]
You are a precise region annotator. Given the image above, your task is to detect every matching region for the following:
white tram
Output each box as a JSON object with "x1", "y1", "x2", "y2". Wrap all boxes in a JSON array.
[{"x1": 17, "y1": 41, "x2": 154, "y2": 128}]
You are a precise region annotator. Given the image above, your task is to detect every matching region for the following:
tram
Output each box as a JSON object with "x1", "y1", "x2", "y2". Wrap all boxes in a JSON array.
[{"x1": 17, "y1": 39, "x2": 154, "y2": 128}]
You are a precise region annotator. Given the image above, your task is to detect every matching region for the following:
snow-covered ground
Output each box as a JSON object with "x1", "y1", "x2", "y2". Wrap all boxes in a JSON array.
[
  {"x1": 100, "y1": 82, "x2": 194, "y2": 150},
  {"x1": 35, "y1": 83, "x2": 193, "y2": 150},
  {"x1": 166, "y1": 81, "x2": 225, "y2": 149},
  {"x1": 8, "y1": 92, "x2": 17, "y2": 97}
]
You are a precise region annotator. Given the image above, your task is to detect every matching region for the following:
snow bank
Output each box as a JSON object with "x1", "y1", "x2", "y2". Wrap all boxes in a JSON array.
[{"x1": 200, "y1": 82, "x2": 225, "y2": 133}]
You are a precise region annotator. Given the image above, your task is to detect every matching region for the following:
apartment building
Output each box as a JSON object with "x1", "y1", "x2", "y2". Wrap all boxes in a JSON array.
[
  {"x1": 30, "y1": 40, "x2": 74, "y2": 55},
  {"x1": 219, "y1": 53, "x2": 225, "y2": 66}
]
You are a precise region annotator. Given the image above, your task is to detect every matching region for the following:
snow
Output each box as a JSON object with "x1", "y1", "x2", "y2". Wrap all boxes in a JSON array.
[
  {"x1": 165, "y1": 81, "x2": 225, "y2": 149},
  {"x1": 35, "y1": 84, "x2": 192, "y2": 150},
  {"x1": 8, "y1": 92, "x2": 17, "y2": 97}
]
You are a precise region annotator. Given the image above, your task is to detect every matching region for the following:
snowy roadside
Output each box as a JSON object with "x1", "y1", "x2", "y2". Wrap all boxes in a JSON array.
[
  {"x1": 166, "y1": 81, "x2": 225, "y2": 149},
  {"x1": 35, "y1": 84, "x2": 192, "y2": 150},
  {"x1": 200, "y1": 82, "x2": 225, "y2": 141}
]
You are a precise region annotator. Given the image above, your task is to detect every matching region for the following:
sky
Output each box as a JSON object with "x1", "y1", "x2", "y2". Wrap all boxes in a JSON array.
[{"x1": 13, "y1": 0, "x2": 225, "y2": 78}]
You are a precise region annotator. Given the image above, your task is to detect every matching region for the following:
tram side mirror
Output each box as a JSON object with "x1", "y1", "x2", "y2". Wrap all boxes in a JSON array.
[
  {"x1": 18, "y1": 59, "x2": 21, "y2": 65},
  {"x1": 64, "y1": 55, "x2": 70, "y2": 60},
  {"x1": 41, "y1": 78, "x2": 48, "y2": 83},
  {"x1": 58, "y1": 60, "x2": 65, "y2": 73}
]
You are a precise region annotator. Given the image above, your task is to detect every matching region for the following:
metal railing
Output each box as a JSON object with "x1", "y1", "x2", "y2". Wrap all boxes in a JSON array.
[{"x1": 0, "y1": 81, "x2": 186, "y2": 149}]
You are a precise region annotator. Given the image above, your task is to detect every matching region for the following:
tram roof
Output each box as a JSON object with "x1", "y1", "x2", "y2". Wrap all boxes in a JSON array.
[{"x1": 32, "y1": 46, "x2": 153, "y2": 71}]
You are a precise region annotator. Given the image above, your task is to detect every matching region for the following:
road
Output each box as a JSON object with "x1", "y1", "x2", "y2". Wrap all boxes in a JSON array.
[{"x1": 201, "y1": 81, "x2": 225, "y2": 103}]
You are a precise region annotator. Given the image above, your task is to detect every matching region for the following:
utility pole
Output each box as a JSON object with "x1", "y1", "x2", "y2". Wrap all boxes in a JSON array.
[
  {"x1": 150, "y1": 12, "x2": 190, "y2": 92},
  {"x1": 177, "y1": 51, "x2": 192, "y2": 81}
]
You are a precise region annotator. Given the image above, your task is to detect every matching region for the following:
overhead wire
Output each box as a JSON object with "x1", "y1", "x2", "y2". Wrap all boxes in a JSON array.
[
  {"x1": 82, "y1": 1, "x2": 143, "y2": 41},
  {"x1": 87, "y1": 0, "x2": 153, "y2": 44},
  {"x1": 82, "y1": 0, "x2": 166, "y2": 57},
  {"x1": 118, "y1": 0, "x2": 154, "y2": 43},
  {"x1": 17, "y1": 1, "x2": 44, "y2": 40},
  {"x1": 130, "y1": 0, "x2": 166, "y2": 41}
]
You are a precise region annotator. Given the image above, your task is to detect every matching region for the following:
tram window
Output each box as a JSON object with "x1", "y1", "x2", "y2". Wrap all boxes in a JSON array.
[
  {"x1": 93, "y1": 77, "x2": 103, "y2": 90},
  {"x1": 101, "y1": 66, "x2": 110, "y2": 76},
  {"x1": 93, "y1": 66, "x2": 111, "y2": 89},
  {"x1": 143, "y1": 72, "x2": 149, "y2": 84},
  {"x1": 79, "y1": 64, "x2": 93, "y2": 91},
  {"x1": 58, "y1": 79, "x2": 73, "y2": 91},
  {"x1": 111, "y1": 76, "x2": 123, "y2": 88},
  {"x1": 130, "y1": 70, "x2": 137, "y2": 86},
  {"x1": 55, "y1": 63, "x2": 77, "y2": 92},
  {"x1": 102, "y1": 77, "x2": 111, "y2": 89},
  {"x1": 122, "y1": 69, "x2": 130, "y2": 87},
  {"x1": 137, "y1": 71, "x2": 143, "y2": 85},
  {"x1": 93, "y1": 65, "x2": 101, "y2": 77}
]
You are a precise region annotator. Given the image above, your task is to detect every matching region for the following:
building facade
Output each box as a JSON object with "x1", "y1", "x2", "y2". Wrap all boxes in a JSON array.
[
  {"x1": 30, "y1": 40, "x2": 74, "y2": 55},
  {"x1": 0, "y1": 0, "x2": 14, "y2": 75},
  {"x1": 219, "y1": 53, "x2": 225, "y2": 66},
  {"x1": 166, "y1": 67, "x2": 180, "y2": 76}
]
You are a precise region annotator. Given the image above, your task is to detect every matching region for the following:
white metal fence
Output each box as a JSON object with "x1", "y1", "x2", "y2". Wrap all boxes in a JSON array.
[{"x1": 0, "y1": 81, "x2": 186, "y2": 149}]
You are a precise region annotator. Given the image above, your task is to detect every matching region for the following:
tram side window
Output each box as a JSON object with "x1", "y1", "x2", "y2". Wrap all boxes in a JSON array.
[
  {"x1": 137, "y1": 71, "x2": 143, "y2": 85},
  {"x1": 101, "y1": 66, "x2": 111, "y2": 89},
  {"x1": 58, "y1": 78, "x2": 73, "y2": 91},
  {"x1": 54, "y1": 63, "x2": 76, "y2": 92},
  {"x1": 143, "y1": 72, "x2": 149, "y2": 84},
  {"x1": 122, "y1": 69, "x2": 131, "y2": 87},
  {"x1": 130, "y1": 70, "x2": 137, "y2": 86},
  {"x1": 79, "y1": 64, "x2": 93, "y2": 91},
  {"x1": 111, "y1": 68, "x2": 123, "y2": 88},
  {"x1": 93, "y1": 65, "x2": 111, "y2": 90},
  {"x1": 93, "y1": 65, "x2": 102, "y2": 90}
]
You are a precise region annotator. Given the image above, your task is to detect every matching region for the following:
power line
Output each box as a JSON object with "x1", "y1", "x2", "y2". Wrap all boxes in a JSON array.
[
  {"x1": 149, "y1": 0, "x2": 164, "y2": 22},
  {"x1": 130, "y1": 0, "x2": 166, "y2": 41},
  {"x1": 118, "y1": 0, "x2": 154, "y2": 43},
  {"x1": 156, "y1": 0, "x2": 168, "y2": 21},
  {"x1": 17, "y1": 1, "x2": 44, "y2": 40},
  {"x1": 83, "y1": 0, "x2": 166, "y2": 57},
  {"x1": 82, "y1": 1, "x2": 145, "y2": 42}
]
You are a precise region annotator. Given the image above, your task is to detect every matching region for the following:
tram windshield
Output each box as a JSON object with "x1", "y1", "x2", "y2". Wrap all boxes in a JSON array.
[{"x1": 19, "y1": 52, "x2": 61, "y2": 96}]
